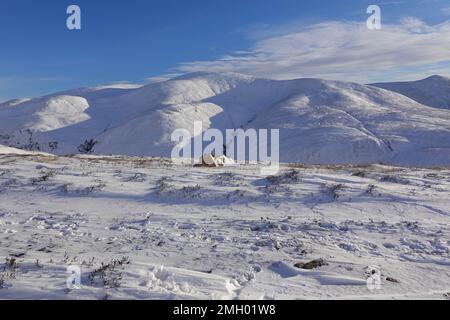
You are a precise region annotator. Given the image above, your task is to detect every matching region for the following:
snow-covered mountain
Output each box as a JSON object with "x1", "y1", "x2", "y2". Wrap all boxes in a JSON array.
[
  {"x1": 1, "y1": 72, "x2": 450, "y2": 166},
  {"x1": 372, "y1": 75, "x2": 450, "y2": 110}
]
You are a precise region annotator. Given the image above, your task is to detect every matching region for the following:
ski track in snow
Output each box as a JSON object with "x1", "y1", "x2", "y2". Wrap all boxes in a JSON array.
[{"x1": 0, "y1": 153, "x2": 449, "y2": 300}]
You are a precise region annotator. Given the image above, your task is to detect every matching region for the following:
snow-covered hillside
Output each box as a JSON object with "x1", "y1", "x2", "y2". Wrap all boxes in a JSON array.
[
  {"x1": 372, "y1": 75, "x2": 450, "y2": 110},
  {"x1": 1, "y1": 73, "x2": 450, "y2": 166}
]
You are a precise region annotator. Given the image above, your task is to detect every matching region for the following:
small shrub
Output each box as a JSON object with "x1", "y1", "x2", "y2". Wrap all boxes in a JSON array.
[
  {"x1": 81, "y1": 183, "x2": 106, "y2": 195},
  {"x1": 366, "y1": 184, "x2": 376, "y2": 195},
  {"x1": 123, "y1": 173, "x2": 147, "y2": 182},
  {"x1": 328, "y1": 184, "x2": 345, "y2": 201},
  {"x1": 266, "y1": 169, "x2": 300, "y2": 185},
  {"x1": 3, "y1": 257, "x2": 19, "y2": 279},
  {"x1": 155, "y1": 177, "x2": 172, "y2": 195},
  {"x1": 35, "y1": 259, "x2": 43, "y2": 268},
  {"x1": 31, "y1": 171, "x2": 55, "y2": 185},
  {"x1": 62, "y1": 252, "x2": 79, "y2": 265},
  {"x1": 352, "y1": 171, "x2": 366, "y2": 178},
  {"x1": 62, "y1": 183, "x2": 106, "y2": 195},
  {"x1": 60, "y1": 184, "x2": 71, "y2": 193},
  {"x1": 88, "y1": 257, "x2": 130, "y2": 289},
  {"x1": 78, "y1": 139, "x2": 98, "y2": 154},
  {"x1": 21, "y1": 129, "x2": 41, "y2": 151},
  {"x1": 5, "y1": 257, "x2": 18, "y2": 270},
  {"x1": 48, "y1": 141, "x2": 59, "y2": 152},
  {"x1": 180, "y1": 185, "x2": 202, "y2": 198},
  {"x1": 211, "y1": 172, "x2": 242, "y2": 187},
  {"x1": 380, "y1": 175, "x2": 409, "y2": 185}
]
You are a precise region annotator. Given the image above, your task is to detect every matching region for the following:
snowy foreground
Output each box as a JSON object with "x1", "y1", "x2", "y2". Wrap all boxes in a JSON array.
[{"x1": 0, "y1": 153, "x2": 449, "y2": 300}]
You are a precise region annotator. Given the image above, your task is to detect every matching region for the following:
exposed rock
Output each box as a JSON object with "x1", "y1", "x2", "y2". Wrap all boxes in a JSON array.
[{"x1": 294, "y1": 259, "x2": 328, "y2": 270}]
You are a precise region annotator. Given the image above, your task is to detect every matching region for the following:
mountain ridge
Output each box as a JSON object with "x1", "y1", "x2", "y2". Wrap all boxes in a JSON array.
[
  {"x1": 1, "y1": 73, "x2": 450, "y2": 166},
  {"x1": 371, "y1": 75, "x2": 450, "y2": 109}
]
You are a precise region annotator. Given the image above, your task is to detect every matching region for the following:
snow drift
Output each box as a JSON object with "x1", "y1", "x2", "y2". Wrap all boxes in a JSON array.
[{"x1": 0, "y1": 144, "x2": 50, "y2": 156}]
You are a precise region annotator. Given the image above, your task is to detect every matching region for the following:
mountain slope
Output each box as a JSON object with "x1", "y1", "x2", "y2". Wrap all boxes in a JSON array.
[
  {"x1": 371, "y1": 75, "x2": 450, "y2": 109},
  {"x1": 1, "y1": 73, "x2": 450, "y2": 166},
  {"x1": 248, "y1": 78, "x2": 450, "y2": 165}
]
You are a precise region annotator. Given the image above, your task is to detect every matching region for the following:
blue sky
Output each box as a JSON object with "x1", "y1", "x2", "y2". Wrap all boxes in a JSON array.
[{"x1": 1, "y1": 0, "x2": 450, "y2": 100}]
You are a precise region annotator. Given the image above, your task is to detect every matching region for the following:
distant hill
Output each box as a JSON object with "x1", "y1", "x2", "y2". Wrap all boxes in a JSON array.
[{"x1": 371, "y1": 75, "x2": 450, "y2": 110}]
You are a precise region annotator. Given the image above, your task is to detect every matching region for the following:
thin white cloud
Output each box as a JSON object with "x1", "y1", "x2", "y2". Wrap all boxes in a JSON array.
[
  {"x1": 170, "y1": 18, "x2": 450, "y2": 83},
  {"x1": 442, "y1": 7, "x2": 450, "y2": 16},
  {"x1": 145, "y1": 73, "x2": 183, "y2": 83}
]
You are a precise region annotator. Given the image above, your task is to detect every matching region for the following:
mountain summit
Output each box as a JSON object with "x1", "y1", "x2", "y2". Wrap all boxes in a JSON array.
[{"x1": 371, "y1": 75, "x2": 450, "y2": 110}]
